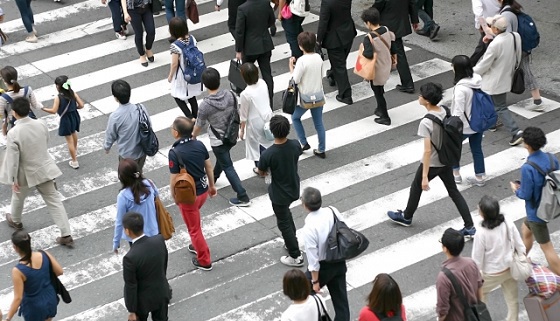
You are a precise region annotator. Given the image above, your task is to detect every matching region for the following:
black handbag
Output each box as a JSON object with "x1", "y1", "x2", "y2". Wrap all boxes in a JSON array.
[
  {"x1": 282, "y1": 78, "x2": 298, "y2": 114},
  {"x1": 228, "y1": 59, "x2": 246, "y2": 94},
  {"x1": 324, "y1": 207, "x2": 370, "y2": 262},
  {"x1": 510, "y1": 33, "x2": 525, "y2": 94},
  {"x1": 40, "y1": 250, "x2": 72, "y2": 304},
  {"x1": 442, "y1": 268, "x2": 491, "y2": 321},
  {"x1": 312, "y1": 294, "x2": 332, "y2": 321}
]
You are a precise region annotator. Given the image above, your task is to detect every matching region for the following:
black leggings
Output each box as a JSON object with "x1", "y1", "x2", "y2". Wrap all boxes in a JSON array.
[
  {"x1": 128, "y1": 6, "x2": 156, "y2": 56},
  {"x1": 370, "y1": 83, "x2": 388, "y2": 118},
  {"x1": 174, "y1": 97, "x2": 198, "y2": 119}
]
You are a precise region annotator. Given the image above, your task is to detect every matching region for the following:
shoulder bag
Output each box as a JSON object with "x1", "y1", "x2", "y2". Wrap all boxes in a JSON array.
[
  {"x1": 282, "y1": 78, "x2": 298, "y2": 114},
  {"x1": 148, "y1": 179, "x2": 175, "y2": 240},
  {"x1": 353, "y1": 33, "x2": 376, "y2": 81},
  {"x1": 39, "y1": 250, "x2": 72, "y2": 304},
  {"x1": 442, "y1": 267, "x2": 492, "y2": 321},
  {"x1": 300, "y1": 91, "x2": 325, "y2": 109},
  {"x1": 504, "y1": 220, "x2": 531, "y2": 281},
  {"x1": 186, "y1": 0, "x2": 199, "y2": 24},
  {"x1": 312, "y1": 294, "x2": 332, "y2": 321},
  {"x1": 325, "y1": 207, "x2": 369, "y2": 262},
  {"x1": 371, "y1": 28, "x2": 397, "y2": 70},
  {"x1": 510, "y1": 33, "x2": 525, "y2": 94}
]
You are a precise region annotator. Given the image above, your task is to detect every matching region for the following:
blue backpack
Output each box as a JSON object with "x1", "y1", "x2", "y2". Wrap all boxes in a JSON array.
[
  {"x1": 504, "y1": 8, "x2": 540, "y2": 53},
  {"x1": 464, "y1": 88, "x2": 497, "y2": 133},
  {"x1": 174, "y1": 36, "x2": 206, "y2": 85}
]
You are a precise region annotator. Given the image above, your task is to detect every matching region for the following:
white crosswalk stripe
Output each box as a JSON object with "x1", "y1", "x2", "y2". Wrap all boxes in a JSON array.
[{"x1": 0, "y1": 1, "x2": 558, "y2": 320}]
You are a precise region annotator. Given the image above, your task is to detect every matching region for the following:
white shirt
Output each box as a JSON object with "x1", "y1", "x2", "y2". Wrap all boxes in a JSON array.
[
  {"x1": 471, "y1": 219, "x2": 526, "y2": 274},
  {"x1": 281, "y1": 296, "x2": 326, "y2": 321},
  {"x1": 471, "y1": 0, "x2": 501, "y2": 29},
  {"x1": 292, "y1": 53, "x2": 324, "y2": 96},
  {"x1": 131, "y1": 234, "x2": 146, "y2": 244},
  {"x1": 450, "y1": 74, "x2": 482, "y2": 135},
  {"x1": 301, "y1": 207, "x2": 343, "y2": 272}
]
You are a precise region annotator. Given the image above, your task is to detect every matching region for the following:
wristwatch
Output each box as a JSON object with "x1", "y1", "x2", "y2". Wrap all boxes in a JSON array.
[{"x1": 311, "y1": 280, "x2": 319, "y2": 285}]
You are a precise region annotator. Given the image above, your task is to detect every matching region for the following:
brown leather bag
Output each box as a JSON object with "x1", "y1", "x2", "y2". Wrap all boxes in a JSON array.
[
  {"x1": 147, "y1": 180, "x2": 175, "y2": 240},
  {"x1": 170, "y1": 150, "x2": 197, "y2": 205},
  {"x1": 186, "y1": 0, "x2": 199, "y2": 24}
]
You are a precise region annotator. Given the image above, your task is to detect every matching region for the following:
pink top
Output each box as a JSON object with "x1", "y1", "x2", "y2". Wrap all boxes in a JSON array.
[{"x1": 358, "y1": 305, "x2": 407, "y2": 321}]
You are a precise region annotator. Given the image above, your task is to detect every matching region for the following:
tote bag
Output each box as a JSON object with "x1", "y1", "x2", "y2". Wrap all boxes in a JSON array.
[
  {"x1": 505, "y1": 220, "x2": 531, "y2": 281},
  {"x1": 353, "y1": 34, "x2": 376, "y2": 81}
]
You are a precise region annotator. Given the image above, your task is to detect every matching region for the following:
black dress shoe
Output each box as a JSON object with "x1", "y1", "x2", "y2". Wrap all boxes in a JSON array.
[
  {"x1": 374, "y1": 117, "x2": 391, "y2": 126},
  {"x1": 396, "y1": 85, "x2": 414, "y2": 93},
  {"x1": 313, "y1": 149, "x2": 326, "y2": 159},
  {"x1": 270, "y1": 25, "x2": 277, "y2": 36},
  {"x1": 302, "y1": 143, "x2": 311, "y2": 151},
  {"x1": 147, "y1": 56, "x2": 154, "y2": 63},
  {"x1": 141, "y1": 61, "x2": 148, "y2": 67},
  {"x1": 336, "y1": 95, "x2": 353, "y2": 105},
  {"x1": 374, "y1": 108, "x2": 382, "y2": 117},
  {"x1": 416, "y1": 29, "x2": 430, "y2": 37},
  {"x1": 327, "y1": 76, "x2": 336, "y2": 87},
  {"x1": 429, "y1": 24, "x2": 441, "y2": 40}
]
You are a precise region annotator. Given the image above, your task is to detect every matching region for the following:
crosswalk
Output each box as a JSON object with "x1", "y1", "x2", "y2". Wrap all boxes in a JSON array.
[{"x1": 1, "y1": 0, "x2": 560, "y2": 320}]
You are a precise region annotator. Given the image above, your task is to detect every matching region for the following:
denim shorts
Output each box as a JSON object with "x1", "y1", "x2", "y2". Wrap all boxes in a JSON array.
[{"x1": 524, "y1": 219, "x2": 551, "y2": 244}]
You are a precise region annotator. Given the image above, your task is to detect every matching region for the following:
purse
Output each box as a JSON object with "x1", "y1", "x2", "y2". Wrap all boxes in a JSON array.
[
  {"x1": 282, "y1": 78, "x2": 298, "y2": 114},
  {"x1": 505, "y1": 220, "x2": 531, "y2": 281},
  {"x1": 442, "y1": 267, "x2": 492, "y2": 321},
  {"x1": 39, "y1": 250, "x2": 72, "y2": 304},
  {"x1": 280, "y1": 4, "x2": 292, "y2": 19},
  {"x1": 148, "y1": 180, "x2": 175, "y2": 240},
  {"x1": 510, "y1": 33, "x2": 525, "y2": 94},
  {"x1": 312, "y1": 295, "x2": 332, "y2": 321},
  {"x1": 186, "y1": 0, "x2": 199, "y2": 24},
  {"x1": 228, "y1": 59, "x2": 247, "y2": 94},
  {"x1": 371, "y1": 29, "x2": 397, "y2": 70},
  {"x1": 353, "y1": 33, "x2": 377, "y2": 81},
  {"x1": 300, "y1": 91, "x2": 325, "y2": 109}
]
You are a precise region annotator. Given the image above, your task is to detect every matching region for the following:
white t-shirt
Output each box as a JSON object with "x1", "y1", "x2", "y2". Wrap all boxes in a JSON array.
[{"x1": 281, "y1": 296, "x2": 327, "y2": 321}]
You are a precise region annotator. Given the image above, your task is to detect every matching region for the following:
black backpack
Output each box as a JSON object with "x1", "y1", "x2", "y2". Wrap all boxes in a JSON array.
[
  {"x1": 423, "y1": 105, "x2": 463, "y2": 166},
  {"x1": 210, "y1": 91, "x2": 240, "y2": 146},
  {"x1": 324, "y1": 207, "x2": 370, "y2": 262},
  {"x1": 136, "y1": 104, "x2": 159, "y2": 157},
  {"x1": 2, "y1": 86, "x2": 37, "y2": 130},
  {"x1": 372, "y1": 309, "x2": 403, "y2": 321}
]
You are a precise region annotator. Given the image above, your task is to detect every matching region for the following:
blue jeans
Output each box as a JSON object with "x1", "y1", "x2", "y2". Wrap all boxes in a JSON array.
[
  {"x1": 291, "y1": 105, "x2": 326, "y2": 152},
  {"x1": 452, "y1": 132, "x2": 486, "y2": 175},
  {"x1": 164, "y1": 0, "x2": 186, "y2": 22},
  {"x1": 108, "y1": 0, "x2": 125, "y2": 33},
  {"x1": 15, "y1": 0, "x2": 34, "y2": 33},
  {"x1": 281, "y1": 15, "x2": 305, "y2": 59},
  {"x1": 212, "y1": 144, "x2": 250, "y2": 202},
  {"x1": 416, "y1": 0, "x2": 434, "y2": 32}
]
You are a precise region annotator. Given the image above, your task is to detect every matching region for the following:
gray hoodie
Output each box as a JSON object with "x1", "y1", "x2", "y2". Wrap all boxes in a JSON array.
[{"x1": 195, "y1": 89, "x2": 237, "y2": 146}]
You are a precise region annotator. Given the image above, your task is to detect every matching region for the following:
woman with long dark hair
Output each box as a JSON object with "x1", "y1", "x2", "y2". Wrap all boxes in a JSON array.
[
  {"x1": 449, "y1": 55, "x2": 486, "y2": 187},
  {"x1": 4, "y1": 231, "x2": 62, "y2": 321},
  {"x1": 472, "y1": 195, "x2": 525, "y2": 321},
  {"x1": 41, "y1": 76, "x2": 85, "y2": 169},
  {"x1": 113, "y1": 158, "x2": 159, "y2": 253},
  {"x1": 359, "y1": 273, "x2": 406, "y2": 321},
  {"x1": 121, "y1": 0, "x2": 156, "y2": 67}
]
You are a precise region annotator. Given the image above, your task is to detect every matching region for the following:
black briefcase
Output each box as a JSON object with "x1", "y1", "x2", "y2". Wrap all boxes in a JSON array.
[{"x1": 228, "y1": 59, "x2": 246, "y2": 94}]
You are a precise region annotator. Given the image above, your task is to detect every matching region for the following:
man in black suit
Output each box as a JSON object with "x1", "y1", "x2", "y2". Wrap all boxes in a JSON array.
[
  {"x1": 122, "y1": 212, "x2": 170, "y2": 321},
  {"x1": 224, "y1": 0, "x2": 247, "y2": 37},
  {"x1": 373, "y1": 0, "x2": 419, "y2": 93},
  {"x1": 317, "y1": 0, "x2": 357, "y2": 105},
  {"x1": 235, "y1": 0, "x2": 275, "y2": 107}
]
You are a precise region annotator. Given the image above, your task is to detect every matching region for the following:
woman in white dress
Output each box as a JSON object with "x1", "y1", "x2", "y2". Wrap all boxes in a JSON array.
[
  {"x1": 167, "y1": 17, "x2": 203, "y2": 120},
  {"x1": 239, "y1": 62, "x2": 273, "y2": 174}
]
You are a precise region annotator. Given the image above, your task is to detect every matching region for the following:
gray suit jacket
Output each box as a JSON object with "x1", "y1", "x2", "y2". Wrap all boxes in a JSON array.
[{"x1": 0, "y1": 117, "x2": 62, "y2": 187}]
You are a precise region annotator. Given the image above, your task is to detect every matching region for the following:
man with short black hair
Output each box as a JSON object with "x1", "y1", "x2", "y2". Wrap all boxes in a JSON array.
[
  {"x1": 122, "y1": 212, "x2": 171, "y2": 321},
  {"x1": 1, "y1": 97, "x2": 73, "y2": 246},
  {"x1": 193, "y1": 68, "x2": 251, "y2": 207},
  {"x1": 436, "y1": 228, "x2": 483, "y2": 321},
  {"x1": 258, "y1": 115, "x2": 303, "y2": 266},
  {"x1": 104, "y1": 79, "x2": 151, "y2": 172},
  {"x1": 301, "y1": 187, "x2": 349, "y2": 321},
  {"x1": 511, "y1": 126, "x2": 560, "y2": 275},
  {"x1": 169, "y1": 116, "x2": 216, "y2": 271}
]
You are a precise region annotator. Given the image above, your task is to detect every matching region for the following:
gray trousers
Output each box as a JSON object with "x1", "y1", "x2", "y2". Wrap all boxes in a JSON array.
[
  {"x1": 11, "y1": 180, "x2": 72, "y2": 236},
  {"x1": 491, "y1": 93, "x2": 520, "y2": 135},
  {"x1": 118, "y1": 154, "x2": 147, "y2": 173}
]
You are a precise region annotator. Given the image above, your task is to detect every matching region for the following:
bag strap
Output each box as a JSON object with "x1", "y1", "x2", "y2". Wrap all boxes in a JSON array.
[
  {"x1": 371, "y1": 28, "x2": 391, "y2": 52},
  {"x1": 312, "y1": 294, "x2": 329, "y2": 319},
  {"x1": 512, "y1": 33, "x2": 520, "y2": 69},
  {"x1": 312, "y1": 295, "x2": 322, "y2": 321},
  {"x1": 442, "y1": 267, "x2": 471, "y2": 312},
  {"x1": 38, "y1": 250, "x2": 55, "y2": 276},
  {"x1": 58, "y1": 97, "x2": 72, "y2": 119},
  {"x1": 526, "y1": 160, "x2": 548, "y2": 177},
  {"x1": 328, "y1": 206, "x2": 339, "y2": 224}
]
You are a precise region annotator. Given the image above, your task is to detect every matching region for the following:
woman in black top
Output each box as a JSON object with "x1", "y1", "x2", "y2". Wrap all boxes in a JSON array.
[{"x1": 121, "y1": 0, "x2": 156, "y2": 67}]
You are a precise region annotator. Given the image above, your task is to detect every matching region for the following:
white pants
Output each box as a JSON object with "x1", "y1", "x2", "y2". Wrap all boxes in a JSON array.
[{"x1": 481, "y1": 269, "x2": 518, "y2": 321}]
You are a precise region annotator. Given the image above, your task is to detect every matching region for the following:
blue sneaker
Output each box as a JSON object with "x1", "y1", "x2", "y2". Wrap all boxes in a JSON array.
[
  {"x1": 229, "y1": 198, "x2": 251, "y2": 207},
  {"x1": 387, "y1": 210, "x2": 412, "y2": 227},
  {"x1": 458, "y1": 226, "x2": 476, "y2": 240}
]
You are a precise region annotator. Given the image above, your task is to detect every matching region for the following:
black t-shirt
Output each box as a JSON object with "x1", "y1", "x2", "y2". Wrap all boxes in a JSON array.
[
  {"x1": 258, "y1": 139, "x2": 302, "y2": 205},
  {"x1": 168, "y1": 138, "x2": 209, "y2": 195}
]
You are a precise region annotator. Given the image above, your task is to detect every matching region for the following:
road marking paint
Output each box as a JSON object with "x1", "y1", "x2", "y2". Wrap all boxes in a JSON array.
[{"x1": 509, "y1": 97, "x2": 560, "y2": 119}]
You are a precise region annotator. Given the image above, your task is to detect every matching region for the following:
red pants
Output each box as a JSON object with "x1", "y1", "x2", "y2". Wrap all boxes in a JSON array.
[{"x1": 178, "y1": 191, "x2": 211, "y2": 266}]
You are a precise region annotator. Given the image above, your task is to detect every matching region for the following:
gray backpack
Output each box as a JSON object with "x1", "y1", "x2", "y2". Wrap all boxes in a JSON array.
[{"x1": 527, "y1": 153, "x2": 560, "y2": 222}]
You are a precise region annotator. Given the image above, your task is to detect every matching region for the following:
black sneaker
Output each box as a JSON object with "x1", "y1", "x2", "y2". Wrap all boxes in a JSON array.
[
  {"x1": 301, "y1": 143, "x2": 311, "y2": 151},
  {"x1": 509, "y1": 130, "x2": 524, "y2": 146},
  {"x1": 429, "y1": 24, "x2": 440, "y2": 40},
  {"x1": 192, "y1": 258, "x2": 212, "y2": 271},
  {"x1": 374, "y1": 117, "x2": 391, "y2": 126},
  {"x1": 313, "y1": 149, "x2": 326, "y2": 159},
  {"x1": 188, "y1": 244, "x2": 197, "y2": 255}
]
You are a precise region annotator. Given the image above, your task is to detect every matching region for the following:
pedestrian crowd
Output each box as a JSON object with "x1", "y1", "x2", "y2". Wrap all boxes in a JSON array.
[{"x1": 0, "y1": 0, "x2": 558, "y2": 320}]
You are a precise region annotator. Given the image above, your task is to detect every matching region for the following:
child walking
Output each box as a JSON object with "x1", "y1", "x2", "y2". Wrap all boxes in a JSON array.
[{"x1": 42, "y1": 76, "x2": 84, "y2": 169}]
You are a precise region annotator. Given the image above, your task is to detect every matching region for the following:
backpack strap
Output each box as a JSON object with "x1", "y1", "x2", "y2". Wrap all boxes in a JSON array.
[
  {"x1": 1, "y1": 92, "x2": 13, "y2": 104},
  {"x1": 442, "y1": 267, "x2": 472, "y2": 314}
]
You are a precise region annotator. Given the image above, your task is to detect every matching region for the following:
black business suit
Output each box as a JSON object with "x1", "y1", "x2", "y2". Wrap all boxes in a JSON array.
[
  {"x1": 123, "y1": 235, "x2": 170, "y2": 321},
  {"x1": 227, "y1": 0, "x2": 247, "y2": 36},
  {"x1": 317, "y1": 0, "x2": 357, "y2": 101},
  {"x1": 236, "y1": 0, "x2": 275, "y2": 106},
  {"x1": 373, "y1": 0, "x2": 418, "y2": 90}
]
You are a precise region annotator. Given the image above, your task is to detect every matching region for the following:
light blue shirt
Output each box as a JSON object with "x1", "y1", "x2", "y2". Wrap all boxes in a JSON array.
[{"x1": 104, "y1": 102, "x2": 147, "y2": 160}]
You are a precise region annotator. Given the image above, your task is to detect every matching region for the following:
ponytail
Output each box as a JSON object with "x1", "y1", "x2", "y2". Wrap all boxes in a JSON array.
[
  {"x1": 54, "y1": 75, "x2": 76, "y2": 101},
  {"x1": 11, "y1": 231, "x2": 33, "y2": 265},
  {"x1": 0, "y1": 66, "x2": 21, "y2": 93}
]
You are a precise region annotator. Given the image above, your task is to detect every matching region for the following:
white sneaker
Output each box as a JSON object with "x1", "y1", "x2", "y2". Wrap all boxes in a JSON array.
[
  {"x1": 280, "y1": 255, "x2": 304, "y2": 267},
  {"x1": 115, "y1": 31, "x2": 126, "y2": 40},
  {"x1": 32, "y1": 27, "x2": 38, "y2": 36},
  {"x1": 454, "y1": 174, "x2": 462, "y2": 184},
  {"x1": 25, "y1": 34, "x2": 38, "y2": 43},
  {"x1": 526, "y1": 104, "x2": 546, "y2": 112},
  {"x1": 466, "y1": 176, "x2": 486, "y2": 187},
  {"x1": 69, "y1": 160, "x2": 79, "y2": 169}
]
